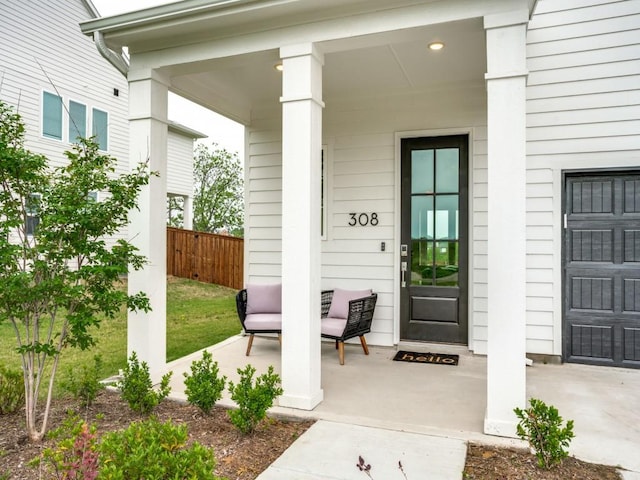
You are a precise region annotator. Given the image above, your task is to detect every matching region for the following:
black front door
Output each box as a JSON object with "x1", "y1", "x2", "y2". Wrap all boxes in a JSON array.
[{"x1": 400, "y1": 135, "x2": 468, "y2": 343}]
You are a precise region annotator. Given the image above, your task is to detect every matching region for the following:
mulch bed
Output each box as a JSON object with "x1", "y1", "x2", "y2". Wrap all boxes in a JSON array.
[
  {"x1": 1, "y1": 391, "x2": 625, "y2": 480},
  {"x1": 463, "y1": 443, "x2": 622, "y2": 479},
  {"x1": 0, "y1": 390, "x2": 313, "y2": 480}
]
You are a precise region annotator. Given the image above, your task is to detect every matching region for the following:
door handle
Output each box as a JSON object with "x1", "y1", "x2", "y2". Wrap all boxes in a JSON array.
[{"x1": 401, "y1": 261, "x2": 407, "y2": 288}]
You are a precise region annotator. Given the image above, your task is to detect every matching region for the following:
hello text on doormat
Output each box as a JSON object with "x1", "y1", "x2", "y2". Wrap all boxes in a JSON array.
[{"x1": 392, "y1": 350, "x2": 459, "y2": 366}]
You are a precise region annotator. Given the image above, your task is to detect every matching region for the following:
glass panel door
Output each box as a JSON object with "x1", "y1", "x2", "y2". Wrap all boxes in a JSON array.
[{"x1": 400, "y1": 135, "x2": 468, "y2": 344}]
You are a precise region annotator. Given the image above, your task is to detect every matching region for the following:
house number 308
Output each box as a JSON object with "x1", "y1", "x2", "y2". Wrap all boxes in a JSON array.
[{"x1": 348, "y1": 213, "x2": 379, "y2": 226}]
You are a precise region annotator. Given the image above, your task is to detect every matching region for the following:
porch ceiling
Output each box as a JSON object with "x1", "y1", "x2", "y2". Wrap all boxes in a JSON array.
[{"x1": 167, "y1": 17, "x2": 486, "y2": 124}]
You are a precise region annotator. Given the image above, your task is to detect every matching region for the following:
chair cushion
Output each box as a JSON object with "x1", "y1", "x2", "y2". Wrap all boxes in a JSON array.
[
  {"x1": 327, "y1": 288, "x2": 372, "y2": 319},
  {"x1": 246, "y1": 283, "x2": 282, "y2": 314},
  {"x1": 244, "y1": 313, "x2": 282, "y2": 331},
  {"x1": 321, "y1": 317, "x2": 347, "y2": 337}
]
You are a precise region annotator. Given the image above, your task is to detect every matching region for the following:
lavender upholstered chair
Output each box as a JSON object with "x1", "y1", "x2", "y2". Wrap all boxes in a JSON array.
[
  {"x1": 235, "y1": 284, "x2": 282, "y2": 356},
  {"x1": 320, "y1": 289, "x2": 378, "y2": 365}
]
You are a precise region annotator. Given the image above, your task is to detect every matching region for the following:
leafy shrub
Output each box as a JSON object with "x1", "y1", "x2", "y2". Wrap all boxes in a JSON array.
[
  {"x1": 117, "y1": 351, "x2": 172, "y2": 414},
  {"x1": 98, "y1": 417, "x2": 220, "y2": 479},
  {"x1": 0, "y1": 365, "x2": 25, "y2": 415},
  {"x1": 61, "y1": 355, "x2": 106, "y2": 407},
  {"x1": 183, "y1": 350, "x2": 227, "y2": 415},
  {"x1": 514, "y1": 397, "x2": 575, "y2": 469},
  {"x1": 228, "y1": 364, "x2": 283, "y2": 434},
  {"x1": 34, "y1": 412, "x2": 99, "y2": 480}
]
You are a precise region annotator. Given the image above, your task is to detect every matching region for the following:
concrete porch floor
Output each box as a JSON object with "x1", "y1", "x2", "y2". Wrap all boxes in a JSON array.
[{"x1": 165, "y1": 334, "x2": 640, "y2": 475}]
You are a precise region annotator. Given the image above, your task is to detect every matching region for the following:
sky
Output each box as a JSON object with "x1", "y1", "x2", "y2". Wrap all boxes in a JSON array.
[{"x1": 91, "y1": 0, "x2": 245, "y2": 157}]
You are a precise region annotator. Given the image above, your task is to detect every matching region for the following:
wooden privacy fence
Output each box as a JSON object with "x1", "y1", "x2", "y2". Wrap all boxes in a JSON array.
[{"x1": 166, "y1": 227, "x2": 244, "y2": 290}]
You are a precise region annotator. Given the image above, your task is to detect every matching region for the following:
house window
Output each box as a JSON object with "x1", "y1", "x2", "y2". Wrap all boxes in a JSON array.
[
  {"x1": 92, "y1": 108, "x2": 108, "y2": 151},
  {"x1": 25, "y1": 194, "x2": 41, "y2": 236},
  {"x1": 87, "y1": 191, "x2": 98, "y2": 202},
  {"x1": 42, "y1": 92, "x2": 63, "y2": 140},
  {"x1": 68, "y1": 100, "x2": 87, "y2": 142}
]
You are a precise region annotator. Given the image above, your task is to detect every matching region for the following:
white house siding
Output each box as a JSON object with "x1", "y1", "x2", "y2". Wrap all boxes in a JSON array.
[
  {"x1": 0, "y1": 1, "x2": 129, "y2": 172},
  {"x1": 166, "y1": 131, "x2": 194, "y2": 198},
  {"x1": 247, "y1": 81, "x2": 489, "y2": 348},
  {"x1": 525, "y1": 0, "x2": 640, "y2": 355},
  {"x1": 0, "y1": 1, "x2": 130, "y2": 249}
]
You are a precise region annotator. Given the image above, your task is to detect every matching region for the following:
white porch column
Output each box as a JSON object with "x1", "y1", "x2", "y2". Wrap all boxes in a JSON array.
[
  {"x1": 127, "y1": 70, "x2": 169, "y2": 377},
  {"x1": 484, "y1": 11, "x2": 529, "y2": 437},
  {"x1": 182, "y1": 195, "x2": 193, "y2": 230},
  {"x1": 278, "y1": 43, "x2": 324, "y2": 410}
]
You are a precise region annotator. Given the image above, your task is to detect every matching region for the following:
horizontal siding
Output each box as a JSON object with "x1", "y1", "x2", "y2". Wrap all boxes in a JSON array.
[
  {"x1": 0, "y1": 1, "x2": 129, "y2": 172},
  {"x1": 0, "y1": 1, "x2": 130, "y2": 248},
  {"x1": 524, "y1": 0, "x2": 640, "y2": 356},
  {"x1": 247, "y1": 81, "x2": 487, "y2": 347},
  {"x1": 167, "y1": 132, "x2": 195, "y2": 196},
  {"x1": 245, "y1": 128, "x2": 282, "y2": 284}
]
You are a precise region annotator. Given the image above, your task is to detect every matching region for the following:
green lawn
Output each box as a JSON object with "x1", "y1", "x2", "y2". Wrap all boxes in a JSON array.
[{"x1": 0, "y1": 277, "x2": 240, "y2": 385}]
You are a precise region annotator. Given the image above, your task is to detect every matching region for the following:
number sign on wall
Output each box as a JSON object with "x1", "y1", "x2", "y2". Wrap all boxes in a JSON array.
[{"x1": 348, "y1": 213, "x2": 379, "y2": 227}]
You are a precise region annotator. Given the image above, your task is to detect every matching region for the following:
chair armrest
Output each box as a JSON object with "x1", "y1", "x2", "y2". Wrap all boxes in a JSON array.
[
  {"x1": 342, "y1": 293, "x2": 377, "y2": 339},
  {"x1": 236, "y1": 289, "x2": 248, "y2": 323},
  {"x1": 320, "y1": 290, "x2": 334, "y2": 318}
]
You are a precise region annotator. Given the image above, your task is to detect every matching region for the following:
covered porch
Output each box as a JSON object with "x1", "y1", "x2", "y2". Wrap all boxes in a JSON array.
[
  {"x1": 81, "y1": 0, "x2": 535, "y2": 438},
  {"x1": 166, "y1": 336, "x2": 640, "y2": 474}
]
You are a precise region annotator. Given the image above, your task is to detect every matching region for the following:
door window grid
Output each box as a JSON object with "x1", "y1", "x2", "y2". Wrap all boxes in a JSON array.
[{"x1": 411, "y1": 148, "x2": 460, "y2": 287}]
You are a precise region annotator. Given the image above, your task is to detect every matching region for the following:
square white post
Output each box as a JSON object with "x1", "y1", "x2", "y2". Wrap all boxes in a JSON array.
[
  {"x1": 182, "y1": 195, "x2": 193, "y2": 230},
  {"x1": 126, "y1": 70, "x2": 169, "y2": 378},
  {"x1": 279, "y1": 43, "x2": 324, "y2": 410},
  {"x1": 484, "y1": 11, "x2": 529, "y2": 437}
]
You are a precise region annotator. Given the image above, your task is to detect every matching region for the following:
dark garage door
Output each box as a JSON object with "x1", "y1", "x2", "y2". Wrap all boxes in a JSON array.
[{"x1": 564, "y1": 172, "x2": 640, "y2": 368}]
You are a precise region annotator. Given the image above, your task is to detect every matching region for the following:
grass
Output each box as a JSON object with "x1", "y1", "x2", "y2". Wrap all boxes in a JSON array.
[{"x1": 0, "y1": 276, "x2": 240, "y2": 388}]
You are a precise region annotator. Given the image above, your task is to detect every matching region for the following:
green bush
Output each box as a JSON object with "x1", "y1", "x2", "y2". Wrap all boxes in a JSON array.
[
  {"x1": 183, "y1": 350, "x2": 226, "y2": 415},
  {"x1": 0, "y1": 364, "x2": 25, "y2": 415},
  {"x1": 98, "y1": 417, "x2": 220, "y2": 479},
  {"x1": 117, "y1": 352, "x2": 172, "y2": 414},
  {"x1": 228, "y1": 364, "x2": 283, "y2": 435},
  {"x1": 33, "y1": 412, "x2": 99, "y2": 479},
  {"x1": 61, "y1": 355, "x2": 106, "y2": 407},
  {"x1": 514, "y1": 397, "x2": 575, "y2": 469}
]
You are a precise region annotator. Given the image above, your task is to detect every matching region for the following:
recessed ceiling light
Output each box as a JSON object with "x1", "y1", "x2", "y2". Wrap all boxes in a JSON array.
[
  {"x1": 428, "y1": 42, "x2": 444, "y2": 51},
  {"x1": 274, "y1": 63, "x2": 283, "y2": 71}
]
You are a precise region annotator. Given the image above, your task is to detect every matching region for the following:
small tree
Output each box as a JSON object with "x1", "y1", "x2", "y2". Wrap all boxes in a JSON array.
[
  {"x1": 192, "y1": 143, "x2": 243, "y2": 236},
  {"x1": 0, "y1": 100, "x2": 151, "y2": 441}
]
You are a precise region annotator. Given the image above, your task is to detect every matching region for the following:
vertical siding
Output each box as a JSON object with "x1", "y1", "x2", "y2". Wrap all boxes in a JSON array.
[{"x1": 525, "y1": 0, "x2": 640, "y2": 355}]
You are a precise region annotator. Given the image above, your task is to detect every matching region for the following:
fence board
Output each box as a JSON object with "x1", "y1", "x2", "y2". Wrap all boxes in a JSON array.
[{"x1": 166, "y1": 227, "x2": 244, "y2": 290}]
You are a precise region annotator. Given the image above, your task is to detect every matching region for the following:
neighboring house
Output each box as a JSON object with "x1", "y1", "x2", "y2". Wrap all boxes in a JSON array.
[
  {"x1": 80, "y1": 0, "x2": 640, "y2": 438},
  {"x1": 0, "y1": 0, "x2": 203, "y2": 234}
]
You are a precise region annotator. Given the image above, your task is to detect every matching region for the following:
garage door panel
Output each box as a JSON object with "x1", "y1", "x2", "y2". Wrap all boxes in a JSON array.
[
  {"x1": 623, "y1": 278, "x2": 640, "y2": 312},
  {"x1": 570, "y1": 324, "x2": 614, "y2": 360},
  {"x1": 624, "y1": 180, "x2": 640, "y2": 212},
  {"x1": 623, "y1": 327, "x2": 640, "y2": 362},
  {"x1": 623, "y1": 230, "x2": 640, "y2": 262},
  {"x1": 564, "y1": 172, "x2": 640, "y2": 369},
  {"x1": 572, "y1": 229, "x2": 613, "y2": 261},
  {"x1": 571, "y1": 277, "x2": 613, "y2": 311},
  {"x1": 571, "y1": 179, "x2": 613, "y2": 214}
]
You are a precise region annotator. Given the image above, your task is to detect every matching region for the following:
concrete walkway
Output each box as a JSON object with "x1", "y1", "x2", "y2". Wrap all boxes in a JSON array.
[
  {"x1": 165, "y1": 335, "x2": 640, "y2": 479},
  {"x1": 257, "y1": 421, "x2": 467, "y2": 480}
]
